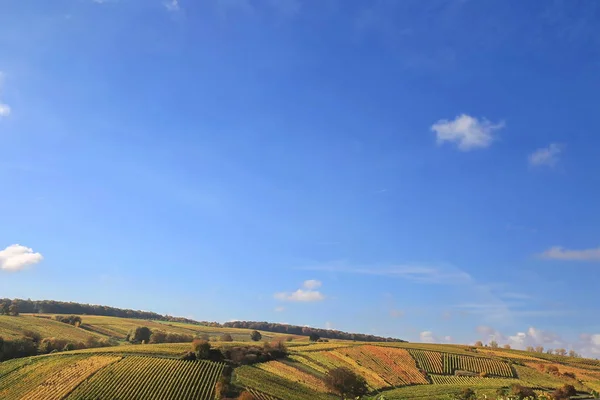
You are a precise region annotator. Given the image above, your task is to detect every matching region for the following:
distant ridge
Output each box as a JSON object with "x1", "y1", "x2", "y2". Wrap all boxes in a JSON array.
[{"x1": 1, "y1": 298, "x2": 405, "y2": 343}]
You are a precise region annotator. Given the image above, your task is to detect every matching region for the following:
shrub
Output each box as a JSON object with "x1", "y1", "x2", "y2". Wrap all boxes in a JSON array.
[
  {"x1": 455, "y1": 388, "x2": 476, "y2": 400},
  {"x1": 220, "y1": 333, "x2": 234, "y2": 342},
  {"x1": 250, "y1": 330, "x2": 262, "y2": 342},
  {"x1": 54, "y1": 315, "x2": 82, "y2": 326},
  {"x1": 192, "y1": 339, "x2": 211, "y2": 360},
  {"x1": 509, "y1": 384, "x2": 536, "y2": 400},
  {"x1": 180, "y1": 351, "x2": 196, "y2": 361},
  {"x1": 128, "y1": 327, "x2": 152, "y2": 344},
  {"x1": 324, "y1": 367, "x2": 368, "y2": 399}
]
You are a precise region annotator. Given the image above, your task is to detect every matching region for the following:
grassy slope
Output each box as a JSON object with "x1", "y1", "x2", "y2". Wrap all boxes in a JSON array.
[
  {"x1": 0, "y1": 315, "x2": 105, "y2": 341},
  {"x1": 3, "y1": 314, "x2": 301, "y2": 343},
  {"x1": 3, "y1": 315, "x2": 600, "y2": 400}
]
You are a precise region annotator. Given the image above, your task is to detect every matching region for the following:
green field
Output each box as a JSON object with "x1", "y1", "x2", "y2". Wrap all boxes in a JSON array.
[
  {"x1": 2, "y1": 313, "x2": 599, "y2": 399},
  {"x1": 5, "y1": 314, "x2": 299, "y2": 343}
]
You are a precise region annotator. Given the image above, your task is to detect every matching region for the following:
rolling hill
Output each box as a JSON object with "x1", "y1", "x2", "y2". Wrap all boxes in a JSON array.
[
  {"x1": 2, "y1": 313, "x2": 600, "y2": 400},
  {"x1": 1, "y1": 304, "x2": 599, "y2": 400}
]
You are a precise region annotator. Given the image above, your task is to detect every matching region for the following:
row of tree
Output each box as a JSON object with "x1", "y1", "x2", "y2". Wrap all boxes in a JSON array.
[
  {"x1": 223, "y1": 321, "x2": 402, "y2": 343},
  {"x1": 474, "y1": 341, "x2": 582, "y2": 358},
  {"x1": 0, "y1": 333, "x2": 115, "y2": 362}
]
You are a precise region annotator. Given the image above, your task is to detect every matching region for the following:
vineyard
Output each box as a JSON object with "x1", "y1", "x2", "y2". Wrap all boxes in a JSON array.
[
  {"x1": 235, "y1": 365, "x2": 337, "y2": 400},
  {"x1": 443, "y1": 354, "x2": 514, "y2": 377},
  {"x1": 408, "y1": 349, "x2": 444, "y2": 374},
  {"x1": 68, "y1": 356, "x2": 225, "y2": 400},
  {"x1": 256, "y1": 360, "x2": 329, "y2": 392},
  {"x1": 0, "y1": 355, "x2": 89, "y2": 400},
  {"x1": 20, "y1": 356, "x2": 121, "y2": 400},
  {"x1": 248, "y1": 388, "x2": 279, "y2": 400},
  {"x1": 429, "y1": 374, "x2": 519, "y2": 386},
  {"x1": 340, "y1": 345, "x2": 428, "y2": 386}
]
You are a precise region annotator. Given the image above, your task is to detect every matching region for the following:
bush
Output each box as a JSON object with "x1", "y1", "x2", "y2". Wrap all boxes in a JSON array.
[
  {"x1": 455, "y1": 388, "x2": 476, "y2": 400},
  {"x1": 54, "y1": 315, "x2": 82, "y2": 326},
  {"x1": 324, "y1": 367, "x2": 368, "y2": 399},
  {"x1": 192, "y1": 339, "x2": 211, "y2": 360},
  {"x1": 250, "y1": 330, "x2": 262, "y2": 342},
  {"x1": 22, "y1": 330, "x2": 42, "y2": 343},
  {"x1": 180, "y1": 351, "x2": 196, "y2": 361},
  {"x1": 128, "y1": 327, "x2": 152, "y2": 344},
  {"x1": 0, "y1": 336, "x2": 37, "y2": 361},
  {"x1": 509, "y1": 384, "x2": 536, "y2": 400},
  {"x1": 551, "y1": 384, "x2": 576, "y2": 400},
  {"x1": 220, "y1": 333, "x2": 234, "y2": 342}
]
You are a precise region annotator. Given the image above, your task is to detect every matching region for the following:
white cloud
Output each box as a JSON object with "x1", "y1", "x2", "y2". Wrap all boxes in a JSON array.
[
  {"x1": 325, "y1": 321, "x2": 333, "y2": 329},
  {"x1": 274, "y1": 279, "x2": 325, "y2": 302},
  {"x1": 0, "y1": 104, "x2": 10, "y2": 117},
  {"x1": 0, "y1": 244, "x2": 44, "y2": 271},
  {"x1": 274, "y1": 289, "x2": 325, "y2": 302},
  {"x1": 165, "y1": 0, "x2": 180, "y2": 11},
  {"x1": 0, "y1": 72, "x2": 11, "y2": 118},
  {"x1": 303, "y1": 279, "x2": 322, "y2": 289},
  {"x1": 431, "y1": 114, "x2": 504, "y2": 151},
  {"x1": 274, "y1": 306, "x2": 285, "y2": 312},
  {"x1": 529, "y1": 143, "x2": 562, "y2": 167},
  {"x1": 300, "y1": 262, "x2": 472, "y2": 285},
  {"x1": 419, "y1": 331, "x2": 437, "y2": 343},
  {"x1": 539, "y1": 246, "x2": 600, "y2": 261}
]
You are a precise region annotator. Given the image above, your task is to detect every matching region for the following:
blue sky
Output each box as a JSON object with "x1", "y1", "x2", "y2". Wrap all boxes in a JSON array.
[{"x1": 1, "y1": 0, "x2": 600, "y2": 356}]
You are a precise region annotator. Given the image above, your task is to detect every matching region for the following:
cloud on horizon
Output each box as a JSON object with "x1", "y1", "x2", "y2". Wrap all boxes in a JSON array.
[
  {"x1": 539, "y1": 246, "x2": 600, "y2": 261},
  {"x1": 432, "y1": 114, "x2": 504, "y2": 151},
  {"x1": 0, "y1": 244, "x2": 44, "y2": 271},
  {"x1": 529, "y1": 143, "x2": 563, "y2": 167}
]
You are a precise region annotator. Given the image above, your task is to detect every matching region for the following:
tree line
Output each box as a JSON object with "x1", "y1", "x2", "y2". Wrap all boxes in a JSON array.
[
  {"x1": 0, "y1": 298, "x2": 405, "y2": 343},
  {"x1": 474, "y1": 341, "x2": 582, "y2": 358},
  {"x1": 222, "y1": 321, "x2": 403, "y2": 343}
]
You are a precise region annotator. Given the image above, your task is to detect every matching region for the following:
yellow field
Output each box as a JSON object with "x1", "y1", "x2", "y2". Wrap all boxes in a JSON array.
[{"x1": 0, "y1": 315, "x2": 104, "y2": 341}]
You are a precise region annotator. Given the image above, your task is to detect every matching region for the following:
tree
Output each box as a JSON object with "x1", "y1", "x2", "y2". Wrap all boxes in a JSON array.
[
  {"x1": 220, "y1": 333, "x2": 233, "y2": 342},
  {"x1": 552, "y1": 384, "x2": 576, "y2": 400},
  {"x1": 568, "y1": 350, "x2": 579, "y2": 358},
  {"x1": 555, "y1": 348, "x2": 567, "y2": 356},
  {"x1": 455, "y1": 388, "x2": 476, "y2": 400},
  {"x1": 489, "y1": 340, "x2": 498, "y2": 348},
  {"x1": 0, "y1": 301, "x2": 9, "y2": 315},
  {"x1": 546, "y1": 348, "x2": 554, "y2": 354},
  {"x1": 309, "y1": 333, "x2": 320, "y2": 342},
  {"x1": 509, "y1": 384, "x2": 536, "y2": 400},
  {"x1": 545, "y1": 365, "x2": 559, "y2": 375},
  {"x1": 8, "y1": 302, "x2": 19, "y2": 316},
  {"x1": 250, "y1": 330, "x2": 262, "y2": 342},
  {"x1": 535, "y1": 346, "x2": 544, "y2": 353},
  {"x1": 324, "y1": 367, "x2": 368, "y2": 399},
  {"x1": 526, "y1": 346, "x2": 535, "y2": 352},
  {"x1": 192, "y1": 339, "x2": 211, "y2": 359},
  {"x1": 128, "y1": 327, "x2": 152, "y2": 344},
  {"x1": 503, "y1": 344, "x2": 511, "y2": 349},
  {"x1": 474, "y1": 341, "x2": 483, "y2": 347}
]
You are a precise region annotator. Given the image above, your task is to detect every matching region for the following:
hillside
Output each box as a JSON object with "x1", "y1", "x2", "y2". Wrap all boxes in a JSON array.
[
  {"x1": 0, "y1": 298, "x2": 400, "y2": 342},
  {"x1": 2, "y1": 317, "x2": 600, "y2": 400}
]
